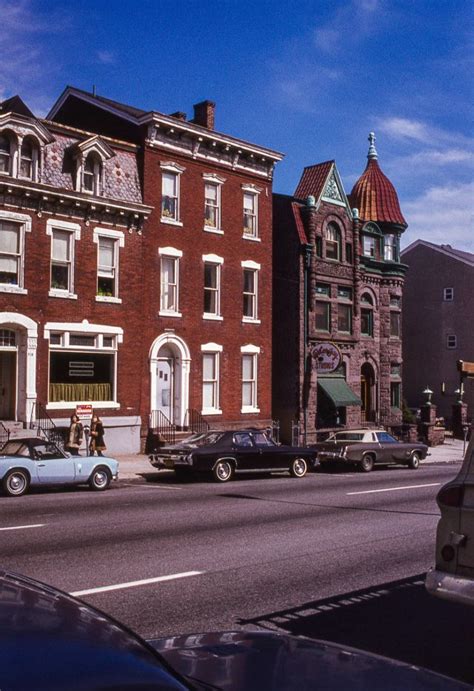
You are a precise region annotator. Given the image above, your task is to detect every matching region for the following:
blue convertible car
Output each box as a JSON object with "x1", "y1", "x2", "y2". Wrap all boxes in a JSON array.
[{"x1": 0, "y1": 437, "x2": 118, "y2": 497}]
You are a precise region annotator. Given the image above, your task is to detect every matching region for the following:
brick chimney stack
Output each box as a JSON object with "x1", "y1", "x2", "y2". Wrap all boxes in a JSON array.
[{"x1": 192, "y1": 100, "x2": 215, "y2": 130}]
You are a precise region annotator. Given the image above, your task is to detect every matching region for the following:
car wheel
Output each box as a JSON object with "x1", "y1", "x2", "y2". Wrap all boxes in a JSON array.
[
  {"x1": 290, "y1": 457, "x2": 308, "y2": 478},
  {"x1": 3, "y1": 469, "x2": 30, "y2": 497},
  {"x1": 360, "y1": 453, "x2": 374, "y2": 472},
  {"x1": 212, "y1": 460, "x2": 234, "y2": 483},
  {"x1": 408, "y1": 451, "x2": 421, "y2": 470},
  {"x1": 88, "y1": 466, "x2": 111, "y2": 491}
]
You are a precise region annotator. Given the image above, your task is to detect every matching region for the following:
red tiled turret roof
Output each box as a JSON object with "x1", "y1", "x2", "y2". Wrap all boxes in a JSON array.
[
  {"x1": 349, "y1": 133, "x2": 407, "y2": 227},
  {"x1": 294, "y1": 160, "x2": 334, "y2": 200}
]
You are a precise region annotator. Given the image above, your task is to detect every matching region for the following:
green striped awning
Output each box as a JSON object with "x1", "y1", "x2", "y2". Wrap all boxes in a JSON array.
[{"x1": 318, "y1": 377, "x2": 362, "y2": 407}]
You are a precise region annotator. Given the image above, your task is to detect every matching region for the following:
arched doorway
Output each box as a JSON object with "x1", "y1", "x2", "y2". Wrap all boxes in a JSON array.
[
  {"x1": 0, "y1": 312, "x2": 37, "y2": 422},
  {"x1": 360, "y1": 362, "x2": 377, "y2": 423},
  {"x1": 149, "y1": 334, "x2": 190, "y2": 428}
]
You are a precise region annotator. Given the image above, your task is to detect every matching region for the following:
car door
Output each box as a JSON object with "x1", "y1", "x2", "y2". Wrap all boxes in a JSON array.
[
  {"x1": 32, "y1": 442, "x2": 76, "y2": 484},
  {"x1": 251, "y1": 431, "x2": 281, "y2": 469},
  {"x1": 233, "y1": 433, "x2": 260, "y2": 471},
  {"x1": 375, "y1": 432, "x2": 398, "y2": 463}
]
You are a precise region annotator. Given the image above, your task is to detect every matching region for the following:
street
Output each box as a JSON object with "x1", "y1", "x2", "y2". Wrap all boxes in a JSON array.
[{"x1": 2, "y1": 462, "x2": 474, "y2": 684}]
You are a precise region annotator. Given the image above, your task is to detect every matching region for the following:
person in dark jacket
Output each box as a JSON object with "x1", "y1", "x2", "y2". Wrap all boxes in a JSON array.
[
  {"x1": 89, "y1": 414, "x2": 106, "y2": 456},
  {"x1": 67, "y1": 414, "x2": 83, "y2": 455}
]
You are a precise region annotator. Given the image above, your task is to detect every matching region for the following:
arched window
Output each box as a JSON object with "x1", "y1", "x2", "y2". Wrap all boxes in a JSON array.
[
  {"x1": 83, "y1": 153, "x2": 101, "y2": 194},
  {"x1": 0, "y1": 133, "x2": 12, "y2": 174},
  {"x1": 325, "y1": 222, "x2": 341, "y2": 261},
  {"x1": 360, "y1": 293, "x2": 374, "y2": 337},
  {"x1": 19, "y1": 137, "x2": 38, "y2": 180}
]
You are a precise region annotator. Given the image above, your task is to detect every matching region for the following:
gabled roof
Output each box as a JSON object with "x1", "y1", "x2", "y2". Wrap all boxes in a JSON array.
[
  {"x1": 401, "y1": 240, "x2": 474, "y2": 267},
  {"x1": 74, "y1": 134, "x2": 116, "y2": 160},
  {"x1": 0, "y1": 95, "x2": 35, "y2": 118},
  {"x1": 294, "y1": 161, "x2": 333, "y2": 200},
  {"x1": 292, "y1": 202, "x2": 308, "y2": 245}
]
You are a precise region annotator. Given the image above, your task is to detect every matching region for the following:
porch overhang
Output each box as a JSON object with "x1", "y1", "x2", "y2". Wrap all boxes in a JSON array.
[{"x1": 318, "y1": 377, "x2": 362, "y2": 407}]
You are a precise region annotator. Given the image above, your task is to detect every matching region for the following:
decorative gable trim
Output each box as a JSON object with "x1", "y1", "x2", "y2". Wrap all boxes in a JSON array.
[
  {"x1": 74, "y1": 135, "x2": 115, "y2": 161},
  {"x1": 0, "y1": 112, "x2": 55, "y2": 145}
]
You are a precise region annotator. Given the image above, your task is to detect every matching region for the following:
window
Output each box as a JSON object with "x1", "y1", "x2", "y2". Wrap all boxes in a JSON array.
[
  {"x1": 203, "y1": 255, "x2": 223, "y2": 318},
  {"x1": 201, "y1": 344, "x2": 222, "y2": 414},
  {"x1": 316, "y1": 283, "x2": 330, "y2": 297},
  {"x1": 337, "y1": 286, "x2": 352, "y2": 300},
  {"x1": 363, "y1": 235, "x2": 377, "y2": 258},
  {"x1": 83, "y1": 153, "x2": 101, "y2": 194},
  {"x1": 162, "y1": 172, "x2": 179, "y2": 221},
  {"x1": 204, "y1": 183, "x2": 220, "y2": 230},
  {"x1": 443, "y1": 287, "x2": 454, "y2": 301},
  {"x1": 345, "y1": 242, "x2": 353, "y2": 264},
  {"x1": 51, "y1": 229, "x2": 73, "y2": 293},
  {"x1": 45, "y1": 323, "x2": 122, "y2": 408},
  {"x1": 447, "y1": 335, "x2": 457, "y2": 349},
  {"x1": 0, "y1": 329, "x2": 16, "y2": 347},
  {"x1": 361, "y1": 294, "x2": 374, "y2": 337},
  {"x1": 242, "y1": 354, "x2": 257, "y2": 410},
  {"x1": 316, "y1": 301, "x2": 331, "y2": 331},
  {"x1": 243, "y1": 191, "x2": 258, "y2": 238},
  {"x1": 390, "y1": 382, "x2": 401, "y2": 408},
  {"x1": 384, "y1": 234, "x2": 398, "y2": 262},
  {"x1": 315, "y1": 237, "x2": 322, "y2": 257},
  {"x1": 390, "y1": 311, "x2": 401, "y2": 338},
  {"x1": 19, "y1": 137, "x2": 38, "y2": 180},
  {"x1": 0, "y1": 221, "x2": 21, "y2": 285},
  {"x1": 241, "y1": 260, "x2": 260, "y2": 322},
  {"x1": 160, "y1": 256, "x2": 180, "y2": 313},
  {"x1": 0, "y1": 133, "x2": 13, "y2": 174},
  {"x1": 338, "y1": 304, "x2": 352, "y2": 333},
  {"x1": 325, "y1": 223, "x2": 341, "y2": 260},
  {"x1": 97, "y1": 237, "x2": 118, "y2": 298}
]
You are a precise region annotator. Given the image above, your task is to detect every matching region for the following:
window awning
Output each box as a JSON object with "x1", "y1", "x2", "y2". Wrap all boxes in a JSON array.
[{"x1": 318, "y1": 377, "x2": 362, "y2": 407}]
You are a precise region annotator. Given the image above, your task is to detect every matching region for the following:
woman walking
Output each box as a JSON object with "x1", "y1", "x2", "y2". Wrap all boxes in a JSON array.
[
  {"x1": 67, "y1": 414, "x2": 84, "y2": 455},
  {"x1": 89, "y1": 414, "x2": 106, "y2": 457}
]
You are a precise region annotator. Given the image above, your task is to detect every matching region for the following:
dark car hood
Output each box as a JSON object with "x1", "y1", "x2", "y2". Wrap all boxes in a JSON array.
[{"x1": 152, "y1": 630, "x2": 468, "y2": 690}]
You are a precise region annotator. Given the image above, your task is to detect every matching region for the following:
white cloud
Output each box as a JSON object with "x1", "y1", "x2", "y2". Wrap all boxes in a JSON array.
[
  {"x1": 97, "y1": 50, "x2": 116, "y2": 65},
  {"x1": 401, "y1": 182, "x2": 474, "y2": 252},
  {"x1": 313, "y1": 0, "x2": 382, "y2": 54}
]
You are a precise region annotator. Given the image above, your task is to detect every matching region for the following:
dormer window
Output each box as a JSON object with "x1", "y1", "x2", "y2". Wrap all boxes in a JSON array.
[
  {"x1": 83, "y1": 152, "x2": 101, "y2": 194},
  {"x1": 19, "y1": 137, "x2": 39, "y2": 180},
  {"x1": 384, "y1": 234, "x2": 398, "y2": 262},
  {"x1": 0, "y1": 133, "x2": 13, "y2": 174},
  {"x1": 325, "y1": 222, "x2": 341, "y2": 261}
]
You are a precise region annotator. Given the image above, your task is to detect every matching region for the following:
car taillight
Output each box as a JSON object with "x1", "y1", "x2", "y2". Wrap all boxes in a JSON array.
[{"x1": 437, "y1": 484, "x2": 464, "y2": 508}]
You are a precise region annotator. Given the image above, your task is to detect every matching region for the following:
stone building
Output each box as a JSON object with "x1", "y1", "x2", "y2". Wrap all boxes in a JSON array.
[
  {"x1": 0, "y1": 88, "x2": 282, "y2": 452},
  {"x1": 401, "y1": 240, "x2": 474, "y2": 425},
  {"x1": 273, "y1": 134, "x2": 407, "y2": 443}
]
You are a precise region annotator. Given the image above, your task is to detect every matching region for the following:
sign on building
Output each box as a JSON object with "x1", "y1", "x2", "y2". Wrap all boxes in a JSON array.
[{"x1": 312, "y1": 342, "x2": 342, "y2": 373}]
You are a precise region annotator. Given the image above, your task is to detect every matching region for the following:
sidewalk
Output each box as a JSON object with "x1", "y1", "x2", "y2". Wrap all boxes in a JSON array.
[{"x1": 114, "y1": 438, "x2": 468, "y2": 482}]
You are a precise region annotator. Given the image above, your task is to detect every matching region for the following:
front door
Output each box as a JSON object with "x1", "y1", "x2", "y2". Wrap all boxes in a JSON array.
[
  {"x1": 0, "y1": 351, "x2": 16, "y2": 419},
  {"x1": 156, "y1": 357, "x2": 174, "y2": 421}
]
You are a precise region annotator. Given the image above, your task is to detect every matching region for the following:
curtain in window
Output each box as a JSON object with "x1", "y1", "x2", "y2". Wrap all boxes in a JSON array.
[
  {"x1": 49, "y1": 382, "x2": 112, "y2": 402},
  {"x1": 52, "y1": 230, "x2": 70, "y2": 261},
  {"x1": 99, "y1": 238, "x2": 115, "y2": 276}
]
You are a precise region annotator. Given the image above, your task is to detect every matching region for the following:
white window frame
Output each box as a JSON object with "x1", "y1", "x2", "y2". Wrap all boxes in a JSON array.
[
  {"x1": 44, "y1": 321, "x2": 123, "y2": 410},
  {"x1": 201, "y1": 343, "x2": 223, "y2": 415},
  {"x1": 203, "y1": 253, "x2": 223, "y2": 321},
  {"x1": 384, "y1": 234, "x2": 397, "y2": 262},
  {"x1": 159, "y1": 246, "x2": 182, "y2": 317},
  {"x1": 443, "y1": 287, "x2": 454, "y2": 301},
  {"x1": 93, "y1": 228, "x2": 124, "y2": 304},
  {"x1": 0, "y1": 131, "x2": 17, "y2": 177},
  {"x1": 241, "y1": 260, "x2": 261, "y2": 323},
  {"x1": 447, "y1": 335, "x2": 457, "y2": 349},
  {"x1": 18, "y1": 137, "x2": 40, "y2": 182},
  {"x1": 0, "y1": 210, "x2": 31, "y2": 294},
  {"x1": 47, "y1": 220, "x2": 80, "y2": 299},
  {"x1": 160, "y1": 162, "x2": 185, "y2": 226},
  {"x1": 241, "y1": 344, "x2": 260, "y2": 413},
  {"x1": 242, "y1": 184, "x2": 262, "y2": 241},
  {"x1": 203, "y1": 173, "x2": 225, "y2": 234},
  {"x1": 363, "y1": 235, "x2": 377, "y2": 258},
  {"x1": 82, "y1": 152, "x2": 102, "y2": 195}
]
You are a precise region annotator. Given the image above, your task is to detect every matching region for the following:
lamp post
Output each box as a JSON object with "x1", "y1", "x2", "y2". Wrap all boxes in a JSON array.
[{"x1": 423, "y1": 386, "x2": 433, "y2": 406}]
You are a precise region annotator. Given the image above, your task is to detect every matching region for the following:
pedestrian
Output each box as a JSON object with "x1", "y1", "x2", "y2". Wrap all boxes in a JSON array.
[
  {"x1": 89, "y1": 414, "x2": 106, "y2": 457},
  {"x1": 67, "y1": 414, "x2": 83, "y2": 456}
]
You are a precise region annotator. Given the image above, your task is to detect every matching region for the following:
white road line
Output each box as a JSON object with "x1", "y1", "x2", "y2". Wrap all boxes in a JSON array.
[
  {"x1": 347, "y1": 483, "x2": 441, "y2": 496},
  {"x1": 121, "y1": 483, "x2": 185, "y2": 491},
  {"x1": 0, "y1": 523, "x2": 45, "y2": 531},
  {"x1": 70, "y1": 570, "x2": 204, "y2": 597}
]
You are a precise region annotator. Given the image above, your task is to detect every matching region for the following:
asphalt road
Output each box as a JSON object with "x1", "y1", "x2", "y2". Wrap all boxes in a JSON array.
[{"x1": 2, "y1": 462, "x2": 474, "y2": 684}]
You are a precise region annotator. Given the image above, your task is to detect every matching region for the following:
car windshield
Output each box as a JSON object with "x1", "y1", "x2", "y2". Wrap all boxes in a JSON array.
[
  {"x1": 330, "y1": 433, "x2": 365, "y2": 442},
  {"x1": 0, "y1": 441, "x2": 30, "y2": 457}
]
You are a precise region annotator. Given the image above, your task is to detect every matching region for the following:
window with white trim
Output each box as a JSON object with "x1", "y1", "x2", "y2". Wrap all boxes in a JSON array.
[
  {"x1": 160, "y1": 255, "x2": 180, "y2": 314},
  {"x1": 204, "y1": 183, "x2": 220, "y2": 230},
  {"x1": 97, "y1": 237, "x2": 118, "y2": 298},
  {"x1": 51, "y1": 229, "x2": 74, "y2": 293},
  {"x1": 19, "y1": 137, "x2": 39, "y2": 181},
  {"x1": 242, "y1": 353, "x2": 258, "y2": 411},
  {"x1": 201, "y1": 343, "x2": 222, "y2": 414},
  {"x1": 45, "y1": 324, "x2": 122, "y2": 407},
  {"x1": 83, "y1": 152, "x2": 102, "y2": 195},
  {"x1": 443, "y1": 287, "x2": 454, "y2": 301},
  {"x1": 384, "y1": 234, "x2": 398, "y2": 262},
  {"x1": 363, "y1": 235, "x2": 377, "y2": 258},
  {"x1": 0, "y1": 133, "x2": 14, "y2": 175},
  {"x1": 243, "y1": 269, "x2": 257, "y2": 319},
  {"x1": 243, "y1": 191, "x2": 258, "y2": 238},
  {"x1": 0, "y1": 220, "x2": 22, "y2": 286},
  {"x1": 203, "y1": 255, "x2": 223, "y2": 318}
]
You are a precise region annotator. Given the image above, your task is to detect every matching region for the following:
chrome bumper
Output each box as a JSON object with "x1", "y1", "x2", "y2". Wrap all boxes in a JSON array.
[{"x1": 425, "y1": 567, "x2": 474, "y2": 606}]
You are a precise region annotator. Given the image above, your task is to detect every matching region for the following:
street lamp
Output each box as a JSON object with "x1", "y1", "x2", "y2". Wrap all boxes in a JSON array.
[{"x1": 423, "y1": 386, "x2": 433, "y2": 406}]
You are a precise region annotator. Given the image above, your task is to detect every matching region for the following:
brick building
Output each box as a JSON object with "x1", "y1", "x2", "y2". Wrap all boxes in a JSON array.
[
  {"x1": 0, "y1": 88, "x2": 282, "y2": 452},
  {"x1": 401, "y1": 240, "x2": 474, "y2": 424},
  {"x1": 273, "y1": 134, "x2": 407, "y2": 443}
]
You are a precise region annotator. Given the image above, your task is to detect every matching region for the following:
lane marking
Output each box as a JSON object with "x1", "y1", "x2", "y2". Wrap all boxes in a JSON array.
[
  {"x1": 120, "y1": 483, "x2": 185, "y2": 491},
  {"x1": 0, "y1": 523, "x2": 45, "y2": 531},
  {"x1": 347, "y1": 483, "x2": 441, "y2": 496},
  {"x1": 70, "y1": 570, "x2": 204, "y2": 597}
]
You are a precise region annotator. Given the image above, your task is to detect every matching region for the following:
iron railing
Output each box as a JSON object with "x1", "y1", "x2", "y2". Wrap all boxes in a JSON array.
[
  {"x1": 0, "y1": 421, "x2": 10, "y2": 447},
  {"x1": 184, "y1": 408, "x2": 210, "y2": 435},
  {"x1": 149, "y1": 410, "x2": 176, "y2": 445},
  {"x1": 30, "y1": 402, "x2": 67, "y2": 449}
]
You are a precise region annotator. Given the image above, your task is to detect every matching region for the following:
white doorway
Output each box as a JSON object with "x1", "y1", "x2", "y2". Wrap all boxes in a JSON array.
[{"x1": 150, "y1": 334, "x2": 191, "y2": 428}]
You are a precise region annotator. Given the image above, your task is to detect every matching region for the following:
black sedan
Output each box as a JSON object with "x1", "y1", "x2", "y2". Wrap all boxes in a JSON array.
[{"x1": 149, "y1": 429, "x2": 315, "y2": 482}]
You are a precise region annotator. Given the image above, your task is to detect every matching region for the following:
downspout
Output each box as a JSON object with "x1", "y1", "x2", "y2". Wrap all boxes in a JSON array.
[
  {"x1": 303, "y1": 242, "x2": 313, "y2": 446},
  {"x1": 302, "y1": 194, "x2": 317, "y2": 446}
]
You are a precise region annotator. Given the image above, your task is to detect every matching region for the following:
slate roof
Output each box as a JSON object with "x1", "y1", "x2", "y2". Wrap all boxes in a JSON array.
[
  {"x1": 349, "y1": 158, "x2": 407, "y2": 227},
  {"x1": 0, "y1": 95, "x2": 35, "y2": 118},
  {"x1": 65, "y1": 86, "x2": 150, "y2": 119},
  {"x1": 294, "y1": 161, "x2": 333, "y2": 200},
  {"x1": 292, "y1": 202, "x2": 308, "y2": 244}
]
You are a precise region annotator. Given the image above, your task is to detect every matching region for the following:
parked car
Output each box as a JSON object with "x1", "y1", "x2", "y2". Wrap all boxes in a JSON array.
[
  {"x1": 426, "y1": 431, "x2": 474, "y2": 606},
  {"x1": 0, "y1": 437, "x2": 118, "y2": 497},
  {"x1": 149, "y1": 429, "x2": 315, "y2": 482},
  {"x1": 0, "y1": 568, "x2": 468, "y2": 690},
  {"x1": 311, "y1": 429, "x2": 429, "y2": 472}
]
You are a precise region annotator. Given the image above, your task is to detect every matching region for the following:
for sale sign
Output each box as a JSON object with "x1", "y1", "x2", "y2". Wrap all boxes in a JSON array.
[{"x1": 75, "y1": 404, "x2": 93, "y2": 421}]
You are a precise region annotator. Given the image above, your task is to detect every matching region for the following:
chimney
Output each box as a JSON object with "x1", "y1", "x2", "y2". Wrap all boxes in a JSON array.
[
  {"x1": 192, "y1": 100, "x2": 215, "y2": 130},
  {"x1": 170, "y1": 111, "x2": 187, "y2": 121}
]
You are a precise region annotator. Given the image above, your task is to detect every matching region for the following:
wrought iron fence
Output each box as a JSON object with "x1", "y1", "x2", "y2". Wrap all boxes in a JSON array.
[
  {"x1": 149, "y1": 410, "x2": 176, "y2": 445},
  {"x1": 184, "y1": 409, "x2": 210, "y2": 435}
]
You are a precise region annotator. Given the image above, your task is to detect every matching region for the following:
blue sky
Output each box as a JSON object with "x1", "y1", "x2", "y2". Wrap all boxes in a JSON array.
[{"x1": 1, "y1": 0, "x2": 472, "y2": 250}]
